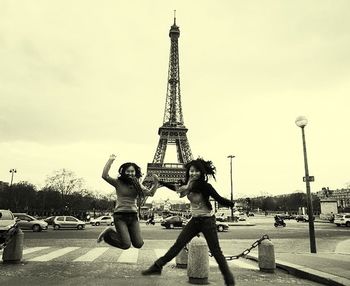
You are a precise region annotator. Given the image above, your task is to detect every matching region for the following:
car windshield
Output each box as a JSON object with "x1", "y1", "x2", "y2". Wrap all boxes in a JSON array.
[
  {"x1": 0, "y1": 211, "x2": 14, "y2": 220},
  {"x1": 335, "y1": 214, "x2": 344, "y2": 218},
  {"x1": 26, "y1": 215, "x2": 36, "y2": 221}
]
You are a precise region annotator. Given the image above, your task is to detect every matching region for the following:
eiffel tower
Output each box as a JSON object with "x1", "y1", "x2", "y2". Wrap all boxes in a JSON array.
[{"x1": 144, "y1": 15, "x2": 193, "y2": 186}]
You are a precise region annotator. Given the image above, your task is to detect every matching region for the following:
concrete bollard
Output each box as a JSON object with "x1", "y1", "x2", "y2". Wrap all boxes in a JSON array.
[
  {"x1": 258, "y1": 238, "x2": 276, "y2": 273},
  {"x1": 176, "y1": 247, "x2": 188, "y2": 268},
  {"x1": 187, "y1": 236, "x2": 209, "y2": 284},
  {"x1": 2, "y1": 228, "x2": 24, "y2": 264}
]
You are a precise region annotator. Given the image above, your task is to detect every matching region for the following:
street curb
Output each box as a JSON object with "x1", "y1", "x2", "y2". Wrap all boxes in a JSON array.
[{"x1": 246, "y1": 254, "x2": 350, "y2": 286}]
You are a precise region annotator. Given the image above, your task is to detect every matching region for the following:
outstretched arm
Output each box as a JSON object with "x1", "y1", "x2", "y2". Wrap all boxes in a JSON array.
[
  {"x1": 207, "y1": 183, "x2": 234, "y2": 208},
  {"x1": 141, "y1": 174, "x2": 160, "y2": 197},
  {"x1": 102, "y1": 154, "x2": 118, "y2": 187}
]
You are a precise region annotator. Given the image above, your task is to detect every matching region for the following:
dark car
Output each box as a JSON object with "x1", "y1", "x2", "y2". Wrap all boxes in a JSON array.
[
  {"x1": 183, "y1": 219, "x2": 229, "y2": 232},
  {"x1": 276, "y1": 213, "x2": 292, "y2": 220},
  {"x1": 161, "y1": 215, "x2": 184, "y2": 229},
  {"x1": 296, "y1": 214, "x2": 315, "y2": 222}
]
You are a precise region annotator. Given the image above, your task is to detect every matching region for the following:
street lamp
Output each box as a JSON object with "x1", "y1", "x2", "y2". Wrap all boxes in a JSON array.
[
  {"x1": 9, "y1": 169, "x2": 17, "y2": 186},
  {"x1": 295, "y1": 116, "x2": 317, "y2": 253},
  {"x1": 227, "y1": 155, "x2": 235, "y2": 221}
]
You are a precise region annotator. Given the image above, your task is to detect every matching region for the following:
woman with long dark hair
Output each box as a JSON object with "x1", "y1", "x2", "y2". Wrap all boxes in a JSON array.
[
  {"x1": 97, "y1": 154, "x2": 159, "y2": 249},
  {"x1": 142, "y1": 158, "x2": 235, "y2": 286}
]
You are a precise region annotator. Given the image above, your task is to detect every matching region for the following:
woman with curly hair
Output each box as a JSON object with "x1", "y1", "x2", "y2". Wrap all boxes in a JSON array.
[
  {"x1": 142, "y1": 158, "x2": 235, "y2": 286},
  {"x1": 97, "y1": 154, "x2": 160, "y2": 249}
]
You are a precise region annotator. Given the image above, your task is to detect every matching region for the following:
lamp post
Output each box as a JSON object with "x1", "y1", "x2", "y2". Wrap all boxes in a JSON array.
[
  {"x1": 9, "y1": 169, "x2": 17, "y2": 186},
  {"x1": 295, "y1": 116, "x2": 317, "y2": 253},
  {"x1": 227, "y1": 155, "x2": 235, "y2": 221}
]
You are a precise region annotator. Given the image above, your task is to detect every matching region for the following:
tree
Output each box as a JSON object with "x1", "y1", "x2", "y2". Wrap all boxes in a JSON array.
[
  {"x1": 45, "y1": 169, "x2": 83, "y2": 202},
  {"x1": 6, "y1": 181, "x2": 37, "y2": 212}
]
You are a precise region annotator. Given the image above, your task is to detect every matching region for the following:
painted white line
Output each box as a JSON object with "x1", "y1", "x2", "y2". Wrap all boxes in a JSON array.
[
  {"x1": 29, "y1": 247, "x2": 80, "y2": 262},
  {"x1": 73, "y1": 247, "x2": 109, "y2": 262},
  {"x1": 117, "y1": 248, "x2": 139, "y2": 263},
  {"x1": 23, "y1": 247, "x2": 50, "y2": 255},
  {"x1": 154, "y1": 249, "x2": 175, "y2": 264}
]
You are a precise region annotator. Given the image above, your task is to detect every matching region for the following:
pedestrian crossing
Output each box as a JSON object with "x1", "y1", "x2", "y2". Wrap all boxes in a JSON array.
[{"x1": 1, "y1": 246, "x2": 259, "y2": 270}]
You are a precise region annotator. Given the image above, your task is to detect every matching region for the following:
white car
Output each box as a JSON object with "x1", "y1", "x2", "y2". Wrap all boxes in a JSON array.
[
  {"x1": 334, "y1": 213, "x2": 350, "y2": 227},
  {"x1": 53, "y1": 216, "x2": 86, "y2": 230},
  {"x1": 90, "y1": 215, "x2": 114, "y2": 226},
  {"x1": 0, "y1": 210, "x2": 16, "y2": 242}
]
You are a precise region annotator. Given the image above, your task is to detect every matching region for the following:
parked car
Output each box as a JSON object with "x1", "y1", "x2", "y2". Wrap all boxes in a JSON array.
[
  {"x1": 276, "y1": 213, "x2": 292, "y2": 220},
  {"x1": 90, "y1": 215, "x2": 114, "y2": 226},
  {"x1": 161, "y1": 215, "x2": 184, "y2": 229},
  {"x1": 0, "y1": 209, "x2": 16, "y2": 243},
  {"x1": 183, "y1": 219, "x2": 229, "y2": 232},
  {"x1": 53, "y1": 216, "x2": 86, "y2": 230},
  {"x1": 295, "y1": 214, "x2": 315, "y2": 222},
  {"x1": 247, "y1": 213, "x2": 255, "y2": 217},
  {"x1": 13, "y1": 213, "x2": 48, "y2": 232},
  {"x1": 216, "y1": 222, "x2": 229, "y2": 232},
  {"x1": 334, "y1": 213, "x2": 350, "y2": 227},
  {"x1": 44, "y1": 216, "x2": 57, "y2": 226}
]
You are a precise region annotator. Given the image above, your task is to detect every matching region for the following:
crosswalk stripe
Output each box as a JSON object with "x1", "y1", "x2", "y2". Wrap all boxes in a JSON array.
[
  {"x1": 23, "y1": 247, "x2": 50, "y2": 255},
  {"x1": 29, "y1": 247, "x2": 80, "y2": 262},
  {"x1": 154, "y1": 249, "x2": 175, "y2": 264},
  {"x1": 73, "y1": 247, "x2": 109, "y2": 262},
  {"x1": 117, "y1": 248, "x2": 139, "y2": 263}
]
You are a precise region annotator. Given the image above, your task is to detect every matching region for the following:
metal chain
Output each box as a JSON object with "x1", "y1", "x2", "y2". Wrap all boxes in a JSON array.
[
  {"x1": 183, "y1": 234, "x2": 270, "y2": 261},
  {"x1": 0, "y1": 223, "x2": 19, "y2": 251},
  {"x1": 211, "y1": 234, "x2": 270, "y2": 261}
]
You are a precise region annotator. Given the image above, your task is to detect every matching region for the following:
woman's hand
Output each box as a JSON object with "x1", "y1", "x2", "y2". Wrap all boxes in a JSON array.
[
  {"x1": 109, "y1": 154, "x2": 117, "y2": 160},
  {"x1": 151, "y1": 174, "x2": 159, "y2": 184}
]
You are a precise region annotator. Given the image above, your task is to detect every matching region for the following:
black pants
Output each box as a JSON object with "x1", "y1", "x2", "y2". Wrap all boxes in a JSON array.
[
  {"x1": 155, "y1": 216, "x2": 234, "y2": 285},
  {"x1": 103, "y1": 213, "x2": 144, "y2": 249}
]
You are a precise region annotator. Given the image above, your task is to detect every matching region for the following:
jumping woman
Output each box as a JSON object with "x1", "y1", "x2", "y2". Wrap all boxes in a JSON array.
[
  {"x1": 142, "y1": 158, "x2": 235, "y2": 286},
  {"x1": 97, "y1": 154, "x2": 160, "y2": 249}
]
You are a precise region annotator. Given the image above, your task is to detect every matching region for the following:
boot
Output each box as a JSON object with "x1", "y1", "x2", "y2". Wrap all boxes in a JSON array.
[{"x1": 141, "y1": 263, "x2": 162, "y2": 275}]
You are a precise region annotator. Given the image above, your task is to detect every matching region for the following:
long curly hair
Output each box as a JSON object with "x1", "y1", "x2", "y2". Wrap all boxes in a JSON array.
[
  {"x1": 117, "y1": 162, "x2": 144, "y2": 201},
  {"x1": 184, "y1": 158, "x2": 216, "y2": 184}
]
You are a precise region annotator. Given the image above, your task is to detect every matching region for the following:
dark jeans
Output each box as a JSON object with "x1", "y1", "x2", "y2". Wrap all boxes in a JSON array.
[
  {"x1": 103, "y1": 212, "x2": 144, "y2": 249},
  {"x1": 155, "y1": 216, "x2": 234, "y2": 285}
]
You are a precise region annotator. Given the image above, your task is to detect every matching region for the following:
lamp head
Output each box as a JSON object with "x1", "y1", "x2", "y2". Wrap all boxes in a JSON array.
[{"x1": 295, "y1": 116, "x2": 308, "y2": 128}]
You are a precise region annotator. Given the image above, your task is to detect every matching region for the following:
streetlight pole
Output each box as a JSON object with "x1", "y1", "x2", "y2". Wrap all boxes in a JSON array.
[
  {"x1": 9, "y1": 169, "x2": 17, "y2": 186},
  {"x1": 227, "y1": 155, "x2": 235, "y2": 221},
  {"x1": 295, "y1": 116, "x2": 317, "y2": 253}
]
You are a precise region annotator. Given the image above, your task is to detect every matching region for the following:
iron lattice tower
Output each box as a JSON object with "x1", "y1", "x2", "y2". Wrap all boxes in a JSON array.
[{"x1": 145, "y1": 16, "x2": 193, "y2": 185}]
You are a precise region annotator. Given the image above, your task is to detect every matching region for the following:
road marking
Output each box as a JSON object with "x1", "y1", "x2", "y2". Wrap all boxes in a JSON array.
[
  {"x1": 73, "y1": 247, "x2": 109, "y2": 262},
  {"x1": 117, "y1": 248, "x2": 139, "y2": 263},
  {"x1": 23, "y1": 247, "x2": 50, "y2": 255},
  {"x1": 154, "y1": 249, "x2": 175, "y2": 264},
  {"x1": 29, "y1": 247, "x2": 80, "y2": 261}
]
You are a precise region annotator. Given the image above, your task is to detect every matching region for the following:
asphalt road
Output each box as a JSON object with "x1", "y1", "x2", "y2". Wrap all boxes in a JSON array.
[
  {"x1": 23, "y1": 216, "x2": 350, "y2": 240},
  {"x1": 21, "y1": 216, "x2": 349, "y2": 254},
  {"x1": 3, "y1": 216, "x2": 346, "y2": 286}
]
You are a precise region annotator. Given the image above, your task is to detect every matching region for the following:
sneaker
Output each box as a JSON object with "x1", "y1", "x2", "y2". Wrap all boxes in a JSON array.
[
  {"x1": 141, "y1": 263, "x2": 162, "y2": 275},
  {"x1": 97, "y1": 227, "x2": 112, "y2": 243}
]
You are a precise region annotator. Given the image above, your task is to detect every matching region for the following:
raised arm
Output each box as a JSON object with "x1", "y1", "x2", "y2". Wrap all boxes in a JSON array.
[
  {"x1": 207, "y1": 183, "x2": 234, "y2": 208},
  {"x1": 102, "y1": 154, "x2": 118, "y2": 187}
]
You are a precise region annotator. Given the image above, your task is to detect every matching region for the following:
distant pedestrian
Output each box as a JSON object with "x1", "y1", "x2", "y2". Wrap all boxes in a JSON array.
[
  {"x1": 142, "y1": 158, "x2": 235, "y2": 286},
  {"x1": 97, "y1": 154, "x2": 160, "y2": 249}
]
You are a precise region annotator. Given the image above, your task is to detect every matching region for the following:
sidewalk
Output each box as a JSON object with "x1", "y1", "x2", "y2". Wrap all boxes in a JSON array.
[{"x1": 247, "y1": 239, "x2": 350, "y2": 286}]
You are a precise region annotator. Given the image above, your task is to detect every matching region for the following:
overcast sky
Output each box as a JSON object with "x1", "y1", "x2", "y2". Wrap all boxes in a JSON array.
[{"x1": 1, "y1": 0, "x2": 349, "y2": 202}]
